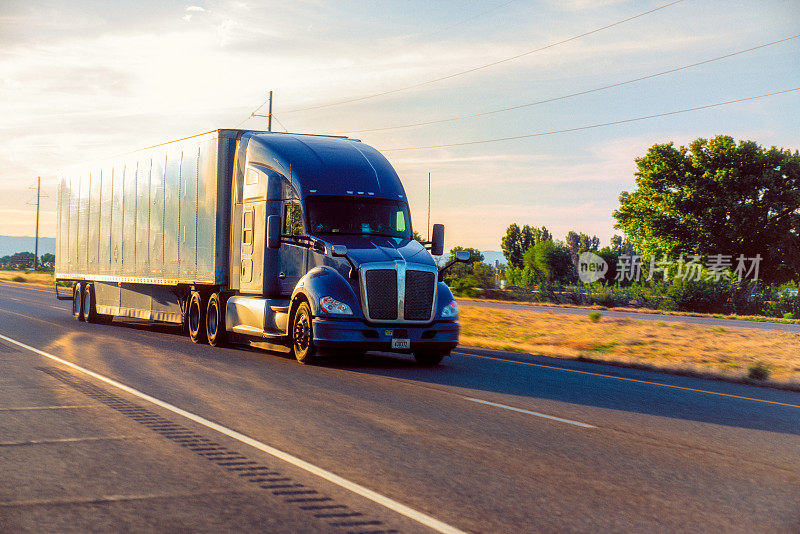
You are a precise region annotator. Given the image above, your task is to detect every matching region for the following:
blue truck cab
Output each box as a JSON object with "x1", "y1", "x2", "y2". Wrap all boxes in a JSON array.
[{"x1": 222, "y1": 131, "x2": 463, "y2": 364}]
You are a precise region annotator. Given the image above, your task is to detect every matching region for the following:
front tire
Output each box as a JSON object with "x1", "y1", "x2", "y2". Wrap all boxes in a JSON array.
[
  {"x1": 72, "y1": 283, "x2": 84, "y2": 321},
  {"x1": 188, "y1": 292, "x2": 207, "y2": 344},
  {"x1": 291, "y1": 302, "x2": 317, "y2": 364},
  {"x1": 206, "y1": 292, "x2": 226, "y2": 347}
]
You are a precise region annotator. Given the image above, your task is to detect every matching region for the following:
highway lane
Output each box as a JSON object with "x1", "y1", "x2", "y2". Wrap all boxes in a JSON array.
[
  {"x1": 459, "y1": 299, "x2": 800, "y2": 332},
  {"x1": 1, "y1": 282, "x2": 800, "y2": 532}
]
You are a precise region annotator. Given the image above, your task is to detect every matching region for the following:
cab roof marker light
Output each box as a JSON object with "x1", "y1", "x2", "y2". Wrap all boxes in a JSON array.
[
  {"x1": 310, "y1": 189, "x2": 317, "y2": 193},
  {"x1": 357, "y1": 191, "x2": 364, "y2": 194},
  {"x1": 346, "y1": 190, "x2": 353, "y2": 194},
  {"x1": 367, "y1": 192, "x2": 374, "y2": 195}
]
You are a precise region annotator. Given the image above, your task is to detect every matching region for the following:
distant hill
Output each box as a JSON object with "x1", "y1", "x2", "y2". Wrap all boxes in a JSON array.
[{"x1": 0, "y1": 236, "x2": 55, "y2": 257}]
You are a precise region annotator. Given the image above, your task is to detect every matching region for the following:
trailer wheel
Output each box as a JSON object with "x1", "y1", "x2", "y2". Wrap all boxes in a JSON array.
[
  {"x1": 291, "y1": 302, "x2": 317, "y2": 364},
  {"x1": 188, "y1": 292, "x2": 207, "y2": 344},
  {"x1": 82, "y1": 284, "x2": 99, "y2": 323},
  {"x1": 206, "y1": 293, "x2": 226, "y2": 347},
  {"x1": 413, "y1": 351, "x2": 446, "y2": 366},
  {"x1": 72, "y1": 283, "x2": 84, "y2": 321}
]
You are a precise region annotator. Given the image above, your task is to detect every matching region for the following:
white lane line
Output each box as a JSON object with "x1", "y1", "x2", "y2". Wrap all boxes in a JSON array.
[
  {"x1": 7, "y1": 297, "x2": 21, "y2": 301},
  {"x1": 49, "y1": 306, "x2": 64, "y2": 310},
  {"x1": 464, "y1": 397, "x2": 596, "y2": 429},
  {"x1": 0, "y1": 333, "x2": 466, "y2": 534}
]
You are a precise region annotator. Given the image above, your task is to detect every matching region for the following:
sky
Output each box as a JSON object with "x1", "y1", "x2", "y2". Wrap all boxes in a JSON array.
[{"x1": 1, "y1": 0, "x2": 798, "y2": 252}]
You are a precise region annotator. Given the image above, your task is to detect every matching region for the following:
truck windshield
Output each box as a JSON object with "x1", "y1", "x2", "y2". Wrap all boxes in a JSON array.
[{"x1": 305, "y1": 196, "x2": 412, "y2": 239}]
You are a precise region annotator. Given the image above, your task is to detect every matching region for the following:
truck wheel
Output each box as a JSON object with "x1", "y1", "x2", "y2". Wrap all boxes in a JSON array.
[
  {"x1": 188, "y1": 292, "x2": 207, "y2": 344},
  {"x1": 413, "y1": 351, "x2": 446, "y2": 366},
  {"x1": 72, "y1": 283, "x2": 84, "y2": 321},
  {"x1": 82, "y1": 284, "x2": 99, "y2": 323},
  {"x1": 291, "y1": 302, "x2": 317, "y2": 364},
  {"x1": 206, "y1": 293, "x2": 226, "y2": 347}
]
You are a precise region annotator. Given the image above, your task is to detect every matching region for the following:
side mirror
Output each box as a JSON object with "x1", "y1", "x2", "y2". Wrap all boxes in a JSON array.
[
  {"x1": 267, "y1": 215, "x2": 281, "y2": 249},
  {"x1": 454, "y1": 250, "x2": 470, "y2": 262},
  {"x1": 430, "y1": 223, "x2": 445, "y2": 256}
]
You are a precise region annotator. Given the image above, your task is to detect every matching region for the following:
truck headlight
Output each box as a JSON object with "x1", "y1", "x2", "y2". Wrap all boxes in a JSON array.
[
  {"x1": 319, "y1": 296, "x2": 353, "y2": 315},
  {"x1": 441, "y1": 299, "x2": 459, "y2": 318}
]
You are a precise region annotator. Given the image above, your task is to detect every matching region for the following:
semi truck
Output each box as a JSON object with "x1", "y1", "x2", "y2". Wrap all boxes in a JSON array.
[{"x1": 55, "y1": 129, "x2": 467, "y2": 364}]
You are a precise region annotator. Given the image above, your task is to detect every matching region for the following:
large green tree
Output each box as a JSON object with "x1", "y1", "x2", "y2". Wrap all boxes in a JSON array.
[
  {"x1": 501, "y1": 224, "x2": 552, "y2": 268},
  {"x1": 614, "y1": 136, "x2": 800, "y2": 283}
]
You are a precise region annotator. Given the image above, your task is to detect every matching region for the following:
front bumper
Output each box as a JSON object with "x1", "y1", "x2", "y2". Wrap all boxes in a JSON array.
[{"x1": 312, "y1": 317, "x2": 459, "y2": 354}]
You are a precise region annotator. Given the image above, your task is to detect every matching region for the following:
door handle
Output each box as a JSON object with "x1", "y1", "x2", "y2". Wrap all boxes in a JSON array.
[{"x1": 278, "y1": 272, "x2": 286, "y2": 279}]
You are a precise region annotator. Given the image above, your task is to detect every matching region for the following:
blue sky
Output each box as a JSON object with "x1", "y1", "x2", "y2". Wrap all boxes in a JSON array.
[{"x1": 1, "y1": 0, "x2": 798, "y2": 251}]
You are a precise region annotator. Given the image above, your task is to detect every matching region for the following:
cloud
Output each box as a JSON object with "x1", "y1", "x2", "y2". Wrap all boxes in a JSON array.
[{"x1": 186, "y1": 6, "x2": 206, "y2": 12}]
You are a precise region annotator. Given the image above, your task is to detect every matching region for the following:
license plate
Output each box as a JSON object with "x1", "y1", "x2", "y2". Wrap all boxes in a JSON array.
[{"x1": 391, "y1": 338, "x2": 411, "y2": 349}]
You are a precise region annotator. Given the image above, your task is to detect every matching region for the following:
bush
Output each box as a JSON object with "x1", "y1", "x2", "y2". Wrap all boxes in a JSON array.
[
  {"x1": 747, "y1": 362, "x2": 770, "y2": 381},
  {"x1": 11, "y1": 275, "x2": 27, "y2": 283},
  {"x1": 783, "y1": 312, "x2": 795, "y2": 320},
  {"x1": 588, "y1": 311, "x2": 602, "y2": 323}
]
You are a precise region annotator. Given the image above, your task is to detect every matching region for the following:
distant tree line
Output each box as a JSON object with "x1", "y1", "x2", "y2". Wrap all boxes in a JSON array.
[{"x1": 0, "y1": 252, "x2": 55, "y2": 270}]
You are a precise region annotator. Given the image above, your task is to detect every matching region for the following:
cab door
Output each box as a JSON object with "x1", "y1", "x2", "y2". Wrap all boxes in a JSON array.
[
  {"x1": 278, "y1": 182, "x2": 306, "y2": 295},
  {"x1": 240, "y1": 167, "x2": 266, "y2": 294}
]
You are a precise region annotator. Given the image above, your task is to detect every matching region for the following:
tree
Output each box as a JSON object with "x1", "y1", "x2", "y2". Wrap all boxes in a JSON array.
[
  {"x1": 7, "y1": 251, "x2": 34, "y2": 269},
  {"x1": 412, "y1": 231, "x2": 425, "y2": 243},
  {"x1": 40, "y1": 253, "x2": 55, "y2": 267},
  {"x1": 501, "y1": 223, "x2": 552, "y2": 268},
  {"x1": 524, "y1": 240, "x2": 573, "y2": 285},
  {"x1": 614, "y1": 136, "x2": 800, "y2": 284},
  {"x1": 565, "y1": 231, "x2": 600, "y2": 268},
  {"x1": 610, "y1": 234, "x2": 635, "y2": 256}
]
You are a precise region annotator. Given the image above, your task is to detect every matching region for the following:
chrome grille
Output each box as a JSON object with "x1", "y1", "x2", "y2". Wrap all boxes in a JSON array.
[
  {"x1": 361, "y1": 262, "x2": 438, "y2": 323},
  {"x1": 404, "y1": 270, "x2": 436, "y2": 320},
  {"x1": 365, "y1": 269, "x2": 397, "y2": 320}
]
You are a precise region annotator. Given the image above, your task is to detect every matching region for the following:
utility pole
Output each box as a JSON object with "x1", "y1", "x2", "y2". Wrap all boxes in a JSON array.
[
  {"x1": 251, "y1": 91, "x2": 274, "y2": 131},
  {"x1": 268, "y1": 90, "x2": 273, "y2": 132},
  {"x1": 427, "y1": 172, "x2": 431, "y2": 241},
  {"x1": 34, "y1": 176, "x2": 40, "y2": 271}
]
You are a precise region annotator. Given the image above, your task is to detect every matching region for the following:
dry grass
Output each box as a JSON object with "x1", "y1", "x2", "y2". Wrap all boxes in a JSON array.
[
  {"x1": 460, "y1": 306, "x2": 800, "y2": 387},
  {"x1": 0, "y1": 270, "x2": 55, "y2": 287}
]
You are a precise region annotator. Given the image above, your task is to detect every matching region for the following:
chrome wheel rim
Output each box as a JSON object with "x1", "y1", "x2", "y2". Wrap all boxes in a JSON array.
[{"x1": 293, "y1": 314, "x2": 310, "y2": 352}]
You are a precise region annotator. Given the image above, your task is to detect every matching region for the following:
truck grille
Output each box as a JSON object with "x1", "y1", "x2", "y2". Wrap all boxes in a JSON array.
[
  {"x1": 404, "y1": 270, "x2": 436, "y2": 320},
  {"x1": 362, "y1": 264, "x2": 437, "y2": 323},
  {"x1": 365, "y1": 269, "x2": 398, "y2": 320}
]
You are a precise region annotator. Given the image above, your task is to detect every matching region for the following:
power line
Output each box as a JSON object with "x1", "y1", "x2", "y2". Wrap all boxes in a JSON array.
[
  {"x1": 281, "y1": 0, "x2": 687, "y2": 114},
  {"x1": 380, "y1": 87, "x2": 800, "y2": 152},
  {"x1": 332, "y1": 34, "x2": 800, "y2": 134}
]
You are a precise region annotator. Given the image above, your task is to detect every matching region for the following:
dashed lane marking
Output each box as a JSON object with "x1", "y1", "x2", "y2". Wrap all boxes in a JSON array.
[{"x1": 464, "y1": 397, "x2": 596, "y2": 428}]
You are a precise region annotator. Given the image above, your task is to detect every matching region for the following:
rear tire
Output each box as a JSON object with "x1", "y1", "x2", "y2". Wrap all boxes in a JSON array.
[
  {"x1": 413, "y1": 351, "x2": 447, "y2": 366},
  {"x1": 206, "y1": 292, "x2": 226, "y2": 347},
  {"x1": 72, "y1": 283, "x2": 84, "y2": 321},
  {"x1": 82, "y1": 284, "x2": 98, "y2": 323},
  {"x1": 188, "y1": 292, "x2": 207, "y2": 344},
  {"x1": 291, "y1": 302, "x2": 317, "y2": 364}
]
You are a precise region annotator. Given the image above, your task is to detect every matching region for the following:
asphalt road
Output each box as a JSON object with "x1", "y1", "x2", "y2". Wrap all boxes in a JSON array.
[
  {"x1": 1, "y1": 281, "x2": 799, "y2": 532},
  {"x1": 459, "y1": 299, "x2": 800, "y2": 332}
]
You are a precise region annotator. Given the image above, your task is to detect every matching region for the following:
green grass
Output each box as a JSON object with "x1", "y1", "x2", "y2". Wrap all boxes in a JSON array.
[{"x1": 588, "y1": 311, "x2": 602, "y2": 323}]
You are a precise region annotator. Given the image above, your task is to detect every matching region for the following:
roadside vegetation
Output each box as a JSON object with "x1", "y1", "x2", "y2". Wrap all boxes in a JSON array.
[
  {"x1": 442, "y1": 135, "x2": 800, "y2": 322},
  {"x1": 458, "y1": 306, "x2": 800, "y2": 388}
]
